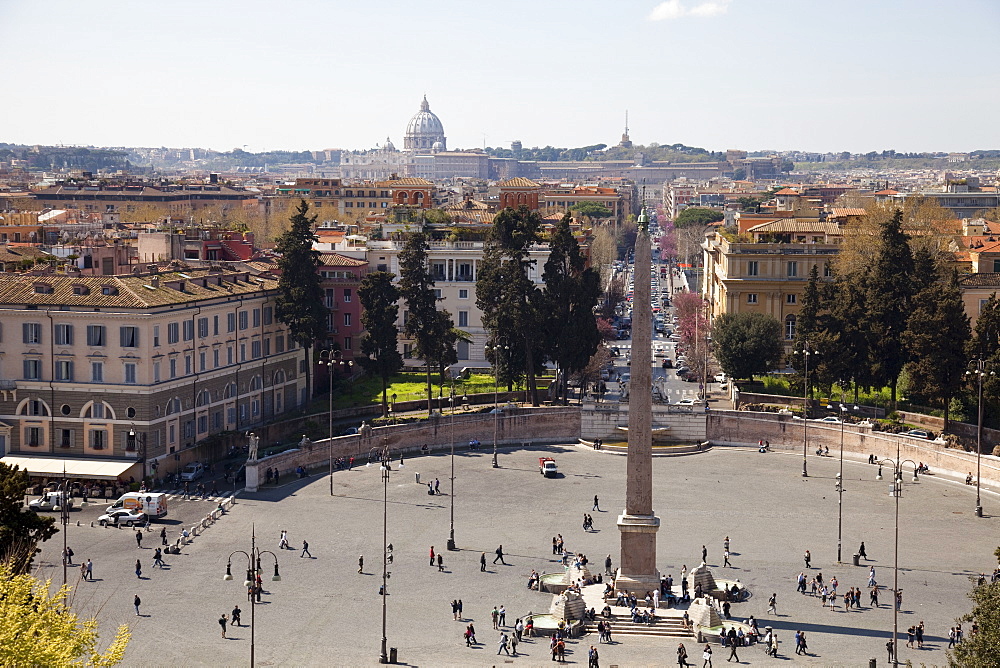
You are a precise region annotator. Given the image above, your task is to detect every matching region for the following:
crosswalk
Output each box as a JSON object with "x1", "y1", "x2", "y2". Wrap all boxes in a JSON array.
[{"x1": 138, "y1": 490, "x2": 237, "y2": 504}]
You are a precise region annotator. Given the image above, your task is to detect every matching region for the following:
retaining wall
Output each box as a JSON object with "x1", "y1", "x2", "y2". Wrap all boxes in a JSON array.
[{"x1": 581, "y1": 401, "x2": 708, "y2": 443}]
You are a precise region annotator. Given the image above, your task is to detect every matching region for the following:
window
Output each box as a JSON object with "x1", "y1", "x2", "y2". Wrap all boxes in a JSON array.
[
  {"x1": 787, "y1": 261, "x2": 798, "y2": 277},
  {"x1": 343, "y1": 289, "x2": 352, "y2": 303},
  {"x1": 239, "y1": 311, "x2": 248, "y2": 330},
  {"x1": 55, "y1": 361, "x2": 74, "y2": 381},
  {"x1": 87, "y1": 325, "x2": 106, "y2": 346},
  {"x1": 90, "y1": 403, "x2": 105, "y2": 419},
  {"x1": 182, "y1": 320, "x2": 194, "y2": 341},
  {"x1": 458, "y1": 289, "x2": 469, "y2": 299},
  {"x1": 183, "y1": 420, "x2": 195, "y2": 439},
  {"x1": 184, "y1": 356, "x2": 192, "y2": 375},
  {"x1": 124, "y1": 363, "x2": 137, "y2": 384},
  {"x1": 54, "y1": 324, "x2": 74, "y2": 346},
  {"x1": 168, "y1": 424, "x2": 175, "y2": 444},
  {"x1": 91, "y1": 362, "x2": 104, "y2": 382},
  {"x1": 252, "y1": 309, "x2": 260, "y2": 327},
  {"x1": 227, "y1": 406, "x2": 236, "y2": 426},
  {"x1": 167, "y1": 322, "x2": 179, "y2": 344},
  {"x1": 344, "y1": 336, "x2": 352, "y2": 350},
  {"x1": 227, "y1": 313, "x2": 236, "y2": 333},
  {"x1": 22, "y1": 323, "x2": 42, "y2": 344},
  {"x1": 199, "y1": 352, "x2": 206, "y2": 370},
  {"x1": 197, "y1": 415, "x2": 208, "y2": 434},
  {"x1": 325, "y1": 289, "x2": 335, "y2": 308},
  {"x1": 240, "y1": 343, "x2": 246, "y2": 362},
  {"x1": 227, "y1": 346, "x2": 234, "y2": 364},
  {"x1": 786, "y1": 294, "x2": 797, "y2": 305},
  {"x1": 23, "y1": 360, "x2": 41, "y2": 380},
  {"x1": 153, "y1": 361, "x2": 161, "y2": 383},
  {"x1": 747, "y1": 261, "x2": 759, "y2": 277},
  {"x1": 60, "y1": 429, "x2": 73, "y2": 448},
  {"x1": 120, "y1": 326, "x2": 139, "y2": 348},
  {"x1": 343, "y1": 313, "x2": 352, "y2": 327},
  {"x1": 27, "y1": 427, "x2": 42, "y2": 447},
  {"x1": 169, "y1": 358, "x2": 177, "y2": 378},
  {"x1": 824, "y1": 263, "x2": 833, "y2": 277},
  {"x1": 263, "y1": 338, "x2": 270, "y2": 356},
  {"x1": 747, "y1": 294, "x2": 758, "y2": 304},
  {"x1": 213, "y1": 315, "x2": 219, "y2": 335},
  {"x1": 198, "y1": 317, "x2": 209, "y2": 338},
  {"x1": 785, "y1": 314, "x2": 797, "y2": 340},
  {"x1": 251, "y1": 340, "x2": 261, "y2": 359},
  {"x1": 153, "y1": 325, "x2": 160, "y2": 347},
  {"x1": 275, "y1": 336, "x2": 285, "y2": 354},
  {"x1": 263, "y1": 307, "x2": 273, "y2": 325},
  {"x1": 458, "y1": 311, "x2": 469, "y2": 327},
  {"x1": 434, "y1": 289, "x2": 442, "y2": 299},
  {"x1": 212, "y1": 412, "x2": 223, "y2": 430}
]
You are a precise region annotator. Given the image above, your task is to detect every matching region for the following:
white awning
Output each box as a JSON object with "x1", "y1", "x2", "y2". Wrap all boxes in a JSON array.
[{"x1": 0, "y1": 456, "x2": 140, "y2": 481}]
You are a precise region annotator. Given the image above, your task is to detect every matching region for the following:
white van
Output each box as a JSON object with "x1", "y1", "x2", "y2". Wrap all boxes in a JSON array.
[{"x1": 107, "y1": 492, "x2": 169, "y2": 520}]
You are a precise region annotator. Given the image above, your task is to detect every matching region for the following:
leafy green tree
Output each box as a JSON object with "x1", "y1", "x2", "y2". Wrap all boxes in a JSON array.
[
  {"x1": 864, "y1": 210, "x2": 915, "y2": 407},
  {"x1": 903, "y1": 272, "x2": 970, "y2": 428},
  {"x1": 398, "y1": 229, "x2": 455, "y2": 412},
  {"x1": 826, "y1": 273, "x2": 873, "y2": 399},
  {"x1": 712, "y1": 312, "x2": 784, "y2": 381},
  {"x1": 541, "y1": 213, "x2": 602, "y2": 403},
  {"x1": 0, "y1": 562, "x2": 130, "y2": 666},
  {"x1": 674, "y1": 207, "x2": 724, "y2": 228},
  {"x1": 948, "y1": 550, "x2": 1000, "y2": 667},
  {"x1": 358, "y1": 272, "x2": 403, "y2": 417},
  {"x1": 570, "y1": 202, "x2": 613, "y2": 219},
  {"x1": 0, "y1": 463, "x2": 57, "y2": 572},
  {"x1": 970, "y1": 293, "x2": 1000, "y2": 427},
  {"x1": 274, "y1": 200, "x2": 327, "y2": 401},
  {"x1": 477, "y1": 205, "x2": 544, "y2": 406}
]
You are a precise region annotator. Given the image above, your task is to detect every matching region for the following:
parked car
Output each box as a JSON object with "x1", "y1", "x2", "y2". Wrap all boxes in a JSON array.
[
  {"x1": 904, "y1": 429, "x2": 930, "y2": 439},
  {"x1": 817, "y1": 416, "x2": 842, "y2": 423},
  {"x1": 675, "y1": 366, "x2": 690, "y2": 376},
  {"x1": 714, "y1": 372, "x2": 728, "y2": 384},
  {"x1": 28, "y1": 491, "x2": 74, "y2": 512},
  {"x1": 98, "y1": 509, "x2": 147, "y2": 527},
  {"x1": 675, "y1": 398, "x2": 696, "y2": 406},
  {"x1": 180, "y1": 462, "x2": 205, "y2": 481}
]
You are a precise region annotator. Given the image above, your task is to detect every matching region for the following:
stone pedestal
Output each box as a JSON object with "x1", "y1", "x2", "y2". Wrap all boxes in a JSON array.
[
  {"x1": 245, "y1": 462, "x2": 259, "y2": 492},
  {"x1": 615, "y1": 512, "x2": 661, "y2": 593}
]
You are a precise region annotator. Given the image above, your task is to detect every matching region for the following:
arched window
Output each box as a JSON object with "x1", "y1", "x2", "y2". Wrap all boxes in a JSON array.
[
  {"x1": 224, "y1": 382, "x2": 238, "y2": 399},
  {"x1": 196, "y1": 390, "x2": 211, "y2": 407},
  {"x1": 18, "y1": 398, "x2": 50, "y2": 416},
  {"x1": 274, "y1": 370, "x2": 286, "y2": 385},
  {"x1": 785, "y1": 314, "x2": 797, "y2": 340},
  {"x1": 249, "y1": 375, "x2": 263, "y2": 392},
  {"x1": 165, "y1": 397, "x2": 182, "y2": 415}
]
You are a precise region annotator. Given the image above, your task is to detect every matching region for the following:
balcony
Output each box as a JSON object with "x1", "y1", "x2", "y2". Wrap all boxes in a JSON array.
[{"x1": 324, "y1": 300, "x2": 340, "y2": 310}]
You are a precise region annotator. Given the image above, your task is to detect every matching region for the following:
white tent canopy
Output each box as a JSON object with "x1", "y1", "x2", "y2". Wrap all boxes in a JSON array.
[{"x1": 1, "y1": 456, "x2": 139, "y2": 481}]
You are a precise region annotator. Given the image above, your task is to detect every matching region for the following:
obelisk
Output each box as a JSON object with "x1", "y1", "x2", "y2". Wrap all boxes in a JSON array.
[{"x1": 616, "y1": 207, "x2": 660, "y2": 593}]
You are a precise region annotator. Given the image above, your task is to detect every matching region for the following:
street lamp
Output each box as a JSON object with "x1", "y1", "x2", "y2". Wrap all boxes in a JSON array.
[
  {"x1": 966, "y1": 360, "x2": 993, "y2": 517},
  {"x1": 375, "y1": 437, "x2": 393, "y2": 664},
  {"x1": 222, "y1": 524, "x2": 281, "y2": 667},
  {"x1": 486, "y1": 343, "x2": 507, "y2": 469},
  {"x1": 127, "y1": 427, "x2": 146, "y2": 484},
  {"x1": 835, "y1": 400, "x2": 859, "y2": 563},
  {"x1": 794, "y1": 345, "x2": 820, "y2": 477},
  {"x1": 447, "y1": 385, "x2": 457, "y2": 551},
  {"x1": 874, "y1": 446, "x2": 919, "y2": 667},
  {"x1": 319, "y1": 349, "x2": 340, "y2": 496}
]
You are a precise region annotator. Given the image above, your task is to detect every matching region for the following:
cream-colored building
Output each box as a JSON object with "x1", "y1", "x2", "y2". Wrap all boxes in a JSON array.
[{"x1": 0, "y1": 268, "x2": 305, "y2": 481}]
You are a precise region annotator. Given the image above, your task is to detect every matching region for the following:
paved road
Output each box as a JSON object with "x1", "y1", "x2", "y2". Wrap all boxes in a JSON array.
[{"x1": 36, "y1": 442, "x2": 996, "y2": 667}]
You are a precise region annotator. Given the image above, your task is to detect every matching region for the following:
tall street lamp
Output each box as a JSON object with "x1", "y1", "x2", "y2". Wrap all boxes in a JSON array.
[
  {"x1": 223, "y1": 524, "x2": 281, "y2": 667},
  {"x1": 375, "y1": 437, "x2": 393, "y2": 664},
  {"x1": 319, "y1": 349, "x2": 340, "y2": 496},
  {"x1": 875, "y1": 445, "x2": 919, "y2": 667},
  {"x1": 127, "y1": 427, "x2": 146, "y2": 484},
  {"x1": 835, "y1": 400, "x2": 858, "y2": 563},
  {"x1": 447, "y1": 384, "x2": 457, "y2": 551},
  {"x1": 794, "y1": 344, "x2": 819, "y2": 477},
  {"x1": 486, "y1": 343, "x2": 507, "y2": 469},
  {"x1": 966, "y1": 360, "x2": 992, "y2": 517}
]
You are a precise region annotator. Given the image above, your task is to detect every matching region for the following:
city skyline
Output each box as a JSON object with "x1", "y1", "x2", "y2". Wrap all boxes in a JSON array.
[{"x1": 1, "y1": 0, "x2": 998, "y2": 154}]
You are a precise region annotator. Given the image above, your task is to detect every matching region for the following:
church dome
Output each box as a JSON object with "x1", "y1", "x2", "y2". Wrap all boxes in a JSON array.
[{"x1": 404, "y1": 96, "x2": 446, "y2": 152}]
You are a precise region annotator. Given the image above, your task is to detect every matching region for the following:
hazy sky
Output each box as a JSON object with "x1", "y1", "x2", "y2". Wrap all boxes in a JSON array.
[{"x1": 2, "y1": 0, "x2": 998, "y2": 154}]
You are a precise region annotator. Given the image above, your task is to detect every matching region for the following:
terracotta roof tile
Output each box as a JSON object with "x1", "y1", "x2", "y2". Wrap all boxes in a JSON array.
[
  {"x1": 959, "y1": 273, "x2": 1000, "y2": 287},
  {"x1": 496, "y1": 177, "x2": 540, "y2": 189},
  {"x1": 319, "y1": 253, "x2": 366, "y2": 267}
]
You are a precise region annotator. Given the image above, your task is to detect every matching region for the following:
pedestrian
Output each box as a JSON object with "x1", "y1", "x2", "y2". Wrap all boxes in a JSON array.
[
  {"x1": 498, "y1": 632, "x2": 511, "y2": 655},
  {"x1": 219, "y1": 613, "x2": 228, "y2": 637},
  {"x1": 160, "y1": 527, "x2": 168, "y2": 546},
  {"x1": 481, "y1": 552, "x2": 487, "y2": 571},
  {"x1": 553, "y1": 537, "x2": 559, "y2": 555},
  {"x1": 799, "y1": 631, "x2": 808, "y2": 655},
  {"x1": 135, "y1": 530, "x2": 143, "y2": 548},
  {"x1": 232, "y1": 605, "x2": 242, "y2": 626},
  {"x1": 135, "y1": 559, "x2": 142, "y2": 579},
  {"x1": 63, "y1": 546, "x2": 74, "y2": 565},
  {"x1": 430, "y1": 546, "x2": 436, "y2": 566},
  {"x1": 300, "y1": 540, "x2": 311, "y2": 558},
  {"x1": 804, "y1": 549, "x2": 811, "y2": 568},
  {"x1": 492, "y1": 606, "x2": 500, "y2": 629},
  {"x1": 677, "y1": 642, "x2": 690, "y2": 667},
  {"x1": 859, "y1": 541, "x2": 867, "y2": 560},
  {"x1": 499, "y1": 604, "x2": 506, "y2": 626},
  {"x1": 886, "y1": 639, "x2": 894, "y2": 663},
  {"x1": 86, "y1": 558, "x2": 93, "y2": 581},
  {"x1": 153, "y1": 548, "x2": 164, "y2": 568},
  {"x1": 868, "y1": 566, "x2": 877, "y2": 587},
  {"x1": 723, "y1": 550, "x2": 731, "y2": 567},
  {"x1": 451, "y1": 600, "x2": 459, "y2": 620},
  {"x1": 871, "y1": 586, "x2": 880, "y2": 607},
  {"x1": 434, "y1": 478, "x2": 440, "y2": 494},
  {"x1": 723, "y1": 536, "x2": 730, "y2": 553},
  {"x1": 134, "y1": 594, "x2": 142, "y2": 616},
  {"x1": 906, "y1": 625, "x2": 915, "y2": 648},
  {"x1": 593, "y1": 495, "x2": 600, "y2": 511},
  {"x1": 279, "y1": 530, "x2": 289, "y2": 550},
  {"x1": 768, "y1": 593, "x2": 777, "y2": 615},
  {"x1": 437, "y1": 553, "x2": 444, "y2": 571},
  {"x1": 948, "y1": 627, "x2": 956, "y2": 648},
  {"x1": 702, "y1": 545, "x2": 708, "y2": 563},
  {"x1": 458, "y1": 599, "x2": 464, "y2": 618},
  {"x1": 358, "y1": 555, "x2": 364, "y2": 573},
  {"x1": 588, "y1": 644, "x2": 599, "y2": 667},
  {"x1": 726, "y1": 629, "x2": 739, "y2": 662},
  {"x1": 702, "y1": 643, "x2": 713, "y2": 667},
  {"x1": 916, "y1": 621, "x2": 924, "y2": 648},
  {"x1": 511, "y1": 631, "x2": 519, "y2": 656},
  {"x1": 494, "y1": 545, "x2": 506, "y2": 565}
]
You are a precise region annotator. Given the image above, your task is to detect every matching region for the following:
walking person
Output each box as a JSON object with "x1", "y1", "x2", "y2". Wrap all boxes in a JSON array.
[
  {"x1": 499, "y1": 605, "x2": 506, "y2": 626},
  {"x1": 358, "y1": 555, "x2": 364, "y2": 573},
  {"x1": 593, "y1": 495, "x2": 600, "y2": 511},
  {"x1": 458, "y1": 599, "x2": 464, "y2": 619},
  {"x1": 135, "y1": 559, "x2": 142, "y2": 579},
  {"x1": 723, "y1": 550, "x2": 731, "y2": 567},
  {"x1": 702, "y1": 545, "x2": 708, "y2": 563},
  {"x1": 134, "y1": 594, "x2": 141, "y2": 617},
  {"x1": 451, "y1": 600, "x2": 459, "y2": 620},
  {"x1": 300, "y1": 540, "x2": 311, "y2": 558},
  {"x1": 701, "y1": 643, "x2": 713, "y2": 667},
  {"x1": 135, "y1": 530, "x2": 143, "y2": 548},
  {"x1": 726, "y1": 628, "x2": 739, "y2": 662},
  {"x1": 768, "y1": 593, "x2": 777, "y2": 615},
  {"x1": 430, "y1": 546, "x2": 436, "y2": 566},
  {"x1": 886, "y1": 639, "x2": 895, "y2": 663},
  {"x1": 63, "y1": 546, "x2": 74, "y2": 565},
  {"x1": 85, "y1": 558, "x2": 93, "y2": 581},
  {"x1": 859, "y1": 541, "x2": 868, "y2": 560},
  {"x1": 677, "y1": 642, "x2": 690, "y2": 667},
  {"x1": 153, "y1": 548, "x2": 164, "y2": 568},
  {"x1": 231, "y1": 605, "x2": 242, "y2": 626},
  {"x1": 481, "y1": 552, "x2": 487, "y2": 571},
  {"x1": 804, "y1": 550, "x2": 811, "y2": 568},
  {"x1": 497, "y1": 632, "x2": 511, "y2": 656},
  {"x1": 493, "y1": 545, "x2": 506, "y2": 565},
  {"x1": 588, "y1": 644, "x2": 599, "y2": 667},
  {"x1": 160, "y1": 527, "x2": 168, "y2": 546},
  {"x1": 437, "y1": 553, "x2": 444, "y2": 571},
  {"x1": 219, "y1": 613, "x2": 228, "y2": 637}
]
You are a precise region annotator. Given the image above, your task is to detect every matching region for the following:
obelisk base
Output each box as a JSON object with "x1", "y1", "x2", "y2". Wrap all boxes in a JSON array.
[{"x1": 616, "y1": 512, "x2": 660, "y2": 594}]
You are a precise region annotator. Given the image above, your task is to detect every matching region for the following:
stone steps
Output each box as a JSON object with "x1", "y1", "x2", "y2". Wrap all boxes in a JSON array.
[{"x1": 587, "y1": 615, "x2": 695, "y2": 639}]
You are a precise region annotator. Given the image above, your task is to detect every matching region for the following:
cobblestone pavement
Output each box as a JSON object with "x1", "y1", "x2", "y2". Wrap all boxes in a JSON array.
[{"x1": 38, "y1": 441, "x2": 998, "y2": 667}]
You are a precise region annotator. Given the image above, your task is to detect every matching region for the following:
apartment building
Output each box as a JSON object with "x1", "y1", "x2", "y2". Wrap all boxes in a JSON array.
[{"x1": 0, "y1": 268, "x2": 305, "y2": 481}]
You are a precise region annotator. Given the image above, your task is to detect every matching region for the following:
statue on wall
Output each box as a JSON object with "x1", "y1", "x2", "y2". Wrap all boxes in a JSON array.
[{"x1": 247, "y1": 432, "x2": 259, "y2": 461}]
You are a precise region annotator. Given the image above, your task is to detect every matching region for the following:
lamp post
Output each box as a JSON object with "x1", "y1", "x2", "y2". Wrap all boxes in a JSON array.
[
  {"x1": 319, "y1": 350, "x2": 339, "y2": 496},
  {"x1": 58, "y1": 464, "x2": 68, "y2": 586},
  {"x1": 703, "y1": 334, "x2": 712, "y2": 409},
  {"x1": 875, "y1": 446, "x2": 920, "y2": 667},
  {"x1": 966, "y1": 360, "x2": 992, "y2": 517},
  {"x1": 127, "y1": 427, "x2": 146, "y2": 485},
  {"x1": 447, "y1": 385, "x2": 457, "y2": 551},
  {"x1": 223, "y1": 524, "x2": 281, "y2": 667},
  {"x1": 835, "y1": 400, "x2": 859, "y2": 563},
  {"x1": 376, "y1": 437, "x2": 392, "y2": 664},
  {"x1": 794, "y1": 345, "x2": 819, "y2": 477},
  {"x1": 486, "y1": 343, "x2": 507, "y2": 469}
]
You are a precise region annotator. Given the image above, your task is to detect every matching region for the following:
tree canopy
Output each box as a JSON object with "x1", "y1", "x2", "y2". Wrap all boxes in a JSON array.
[
  {"x1": 674, "y1": 207, "x2": 724, "y2": 228},
  {"x1": 358, "y1": 272, "x2": 403, "y2": 416},
  {"x1": 570, "y1": 202, "x2": 613, "y2": 219},
  {"x1": 0, "y1": 463, "x2": 57, "y2": 572},
  {"x1": 0, "y1": 562, "x2": 130, "y2": 666},
  {"x1": 712, "y1": 312, "x2": 784, "y2": 380},
  {"x1": 948, "y1": 549, "x2": 1000, "y2": 667}
]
